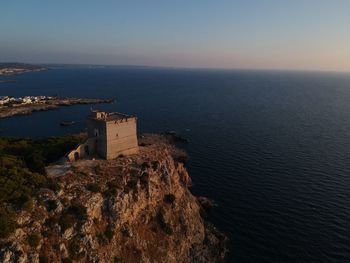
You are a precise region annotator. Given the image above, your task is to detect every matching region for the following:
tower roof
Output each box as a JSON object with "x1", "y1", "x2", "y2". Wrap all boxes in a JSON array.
[{"x1": 90, "y1": 110, "x2": 135, "y2": 122}]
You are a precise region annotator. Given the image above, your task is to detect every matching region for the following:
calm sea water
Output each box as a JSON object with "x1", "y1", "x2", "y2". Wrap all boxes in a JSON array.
[{"x1": 1, "y1": 67, "x2": 350, "y2": 262}]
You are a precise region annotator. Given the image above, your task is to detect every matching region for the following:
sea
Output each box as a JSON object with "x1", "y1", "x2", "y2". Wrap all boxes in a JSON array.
[{"x1": 1, "y1": 66, "x2": 350, "y2": 262}]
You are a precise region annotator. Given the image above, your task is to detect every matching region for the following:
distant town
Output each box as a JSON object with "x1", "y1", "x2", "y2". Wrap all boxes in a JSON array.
[
  {"x1": 0, "y1": 96, "x2": 113, "y2": 118},
  {"x1": 0, "y1": 95, "x2": 55, "y2": 107}
]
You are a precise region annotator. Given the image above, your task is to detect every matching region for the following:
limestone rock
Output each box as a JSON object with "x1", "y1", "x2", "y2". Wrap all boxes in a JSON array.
[{"x1": 1, "y1": 134, "x2": 227, "y2": 263}]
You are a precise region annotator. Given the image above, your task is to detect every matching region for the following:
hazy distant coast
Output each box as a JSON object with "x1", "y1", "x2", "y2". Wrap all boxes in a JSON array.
[
  {"x1": 0, "y1": 96, "x2": 113, "y2": 118},
  {"x1": 0, "y1": 62, "x2": 47, "y2": 76}
]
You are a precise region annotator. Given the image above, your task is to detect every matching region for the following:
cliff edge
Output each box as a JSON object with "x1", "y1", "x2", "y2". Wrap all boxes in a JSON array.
[{"x1": 0, "y1": 134, "x2": 227, "y2": 263}]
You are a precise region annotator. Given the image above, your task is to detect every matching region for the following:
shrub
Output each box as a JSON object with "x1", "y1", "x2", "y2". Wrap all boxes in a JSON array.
[
  {"x1": 164, "y1": 225, "x2": 173, "y2": 235},
  {"x1": 0, "y1": 155, "x2": 46, "y2": 206},
  {"x1": 16, "y1": 194, "x2": 31, "y2": 207},
  {"x1": 45, "y1": 215, "x2": 59, "y2": 228},
  {"x1": 25, "y1": 152, "x2": 46, "y2": 174},
  {"x1": 163, "y1": 194, "x2": 176, "y2": 204},
  {"x1": 86, "y1": 183, "x2": 100, "y2": 193},
  {"x1": 46, "y1": 179, "x2": 61, "y2": 192},
  {"x1": 140, "y1": 172, "x2": 149, "y2": 187},
  {"x1": 97, "y1": 232, "x2": 108, "y2": 246},
  {"x1": 61, "y1": 197, "x2": 69, "y2": 206},
  {"x1": 68, "y1": 241, "x2": 85, "y2": 260},
  {"x1": 58, "y1": 213, "x2": 75, "y2": 231},
  {"x1": 41, "y1": 230, "x2": 50, "y2": 238},
  {"x1": 104, "y1": 228, "x2": 114, "y2": 241},
  {"x1": 114, "y1": 256, "x2": 122, "y2": 262},
  {"x1": 0, "y1": 207, "x2": 16, "y2": 238},
  {"x1": 27, "y1": 233, "x2": 41, "y2": 247},
  {"x1": 124, "y1": 179, "x2": 138, "y2": 193},
  {"x1": 156, "y1": 209, "x2": 173, "y2": 235},
  {"x1": 95, "y1": 164, "x2": 102, "y2": 174},
  {"x1": 58, "y1": 203, "x2": 87, "y2": 231},
  {"x1": 47, "y1": 200, "x2": 58, "y2": 212},
  {"x1": 67, "y1": 204, "x2": 87, "y2": 221},
  {"x1": 22, "y1": 199, "x2": 34, "y2": 212},
  {"x1": 39, "y1": 255, "x2": 49, "y2": 263},
  {"x1": 151, "y1": 161, "x2": 159, "y2": 170},
  {"x1": 62, "y1": 258, "x2": 73, "y2": 263},
  {"x1": 141, "y1": 162, "x2": 150, "y2": 170},
  {"x1": 106, "y1": 186, "x2": 117, "y2": 196}
]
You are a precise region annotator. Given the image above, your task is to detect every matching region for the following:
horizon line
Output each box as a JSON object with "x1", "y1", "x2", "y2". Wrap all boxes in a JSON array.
[{"x1": 2, "y1": 61, "x2": 350, "y2": 75}]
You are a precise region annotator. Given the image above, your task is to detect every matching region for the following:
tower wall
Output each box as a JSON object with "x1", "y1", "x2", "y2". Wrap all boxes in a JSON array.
[
  {"x1": 87, "y1": 118, "x2": 107, "y2": 158},
  {"x1": 105, "y1": 118, "x2": 138, "y2": 159}
]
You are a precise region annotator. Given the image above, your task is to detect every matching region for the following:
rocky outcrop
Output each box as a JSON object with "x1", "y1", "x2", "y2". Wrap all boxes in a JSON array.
[
  {"x1": 0, "y1": 134, "x2": 227, "y2": 263},
  {"x1": 0, "y1": 98, "x2": 113, "y2": 119}
]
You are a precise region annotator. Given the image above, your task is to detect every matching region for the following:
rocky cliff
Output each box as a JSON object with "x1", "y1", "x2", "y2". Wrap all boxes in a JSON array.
[{"x1": 0, "y1": 134, "x2": 226, "y2": 263}]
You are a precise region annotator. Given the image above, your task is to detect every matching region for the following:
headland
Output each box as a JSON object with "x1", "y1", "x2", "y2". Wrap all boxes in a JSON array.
[
  {"x1": 0, "y1": 96, "x2": 114, "y2": 118},
  {"x1": 0, "y1": 132, "x2": 227, "y2": 262}
]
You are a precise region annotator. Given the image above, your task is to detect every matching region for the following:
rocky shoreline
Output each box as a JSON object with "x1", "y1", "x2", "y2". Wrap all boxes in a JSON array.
[
  {"x1": 0, "y1": 98, "x2": 113, "y2": 119},
  {"x1": 0, "y1": 134, "x2": 227, "y2": 263}
]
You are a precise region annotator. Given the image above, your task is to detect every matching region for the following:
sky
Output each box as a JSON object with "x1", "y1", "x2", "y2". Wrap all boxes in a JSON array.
[{"x1": 1, "y1": 1, "x2": 350, "y2": 72}]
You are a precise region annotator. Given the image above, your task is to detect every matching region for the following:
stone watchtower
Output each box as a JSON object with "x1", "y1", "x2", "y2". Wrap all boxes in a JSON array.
[{"x1": 87, "y1": 111, "x2": 139, "y2": 159}]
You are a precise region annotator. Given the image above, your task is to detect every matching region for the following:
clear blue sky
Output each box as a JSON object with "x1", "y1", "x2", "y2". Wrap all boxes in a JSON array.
[{"x1": 1, "y1": 1, "x2": 350, "y2": 71}]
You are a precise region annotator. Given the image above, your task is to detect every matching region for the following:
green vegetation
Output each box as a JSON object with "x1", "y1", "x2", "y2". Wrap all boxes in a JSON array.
[
  {"x1": 58, "y1": 212, "x2": 75, "y2": 231},
  {"x1": 59, "y1": 203, "x2": 87, "y2": 231},
  {"x1": 26, "y1": 232, "x2": 42, "y2": 247},
  {"x1": 141, "y1": 161, "x2": 150, "y2": 170},
  {"x1": 105, "y1": 181, "x2": 119, "y2": 196},
  {"x1": 97, "y1": 228, "x2": 114, "y2": 246},
  {"x1": 97, "y1": 232, "x2": 108, "y2": 245},
  {"x1": 86, "y1": 183, "x2": 101, "y2": 193},
  {"x1": 68, "y1": 241, "x2": 85, "y2": 260},
  {"x1": 0, "y1": 135, "x2": 81, "y2": 206},
  {"x1": 46, "y1": 199, "x2": 58, "y2": 212},
  {"x1": 163, "y1": 194, "x2": 176, "y2": 204},
  {"x1": 124, "y1": 178, "x2": 138, "y2": 193},
  {"x1": 140, "y1": 172, "x2": 149, "y2": 188},
  {"x1": 0, "y1": 135, "x2": 82, "y2": 237},
  {"x1": 104, "y1": 227, "x2": 114, "y2": 241},
  {"x1": 0, "y1": 207, "x2": 17, "y2": 238},
  {"x1": 46, "y1": 178, "x2": 61, "y2": 192},
  {"x1": 151, "y1": 161, "x2": 159, "y2": 170},
  {"x1": 39, "y1": 255, "x2": 49, "y2": 263},
  {"x1": 45, "y1": 214, "x2": 59, "y2": 228},
  {"x1": 156, "y1": 208, "x2": 173, "y2": 235},
  {"x1": 61, "y1": 258, "x2": 73, "y2": 263}
]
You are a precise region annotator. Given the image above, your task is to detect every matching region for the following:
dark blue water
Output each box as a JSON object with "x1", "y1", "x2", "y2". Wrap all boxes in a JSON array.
[{"x1": 1, "y1": 67, "x2": 350, "y2": 262}]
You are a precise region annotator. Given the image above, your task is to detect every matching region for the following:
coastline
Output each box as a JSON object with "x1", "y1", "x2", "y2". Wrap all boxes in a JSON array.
[{"x1": 0, "y1": 97, "x2": 114, "y2": 119}]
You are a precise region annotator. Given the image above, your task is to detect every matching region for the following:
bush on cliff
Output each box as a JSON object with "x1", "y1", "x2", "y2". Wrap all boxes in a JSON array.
[
  {"x1": 0, "y1": 135, "x2": 82, "y2": 236},
  {"x1": 59, "y1": 203, "x2": 88, "y2": 231},
  {"x1": 0, "y1": 155, "x2": 46, "y2": 206},
  {"x1": 156, "y1": 208, "x2": 173, "y2": 235},
  {"x1": 26, "y1": 232, "x2": 42, "y2": 247},
  {"x1": 163, "y1": 194, "x2": 176, "y2": 204},
  {"x1": 0, "y1": 207, "x2": 16, "y2": 238},
  {"x1": 58, "y1": 212, "x2": 75, "y2": 231},
  {"x1": 46, "y1": 199, "x2": 58, "y2": 212},
  {"x1": 124, "y1": 178, "x2": 138, "y2": 193},
  {"x1": 86, "y1": 183, "x2": 101, "y2": 193}
]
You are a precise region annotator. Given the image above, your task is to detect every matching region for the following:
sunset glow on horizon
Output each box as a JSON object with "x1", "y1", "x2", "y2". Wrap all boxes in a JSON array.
[{"x1": 1, "y1": 1, "x2": 350, "y2": 72}]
